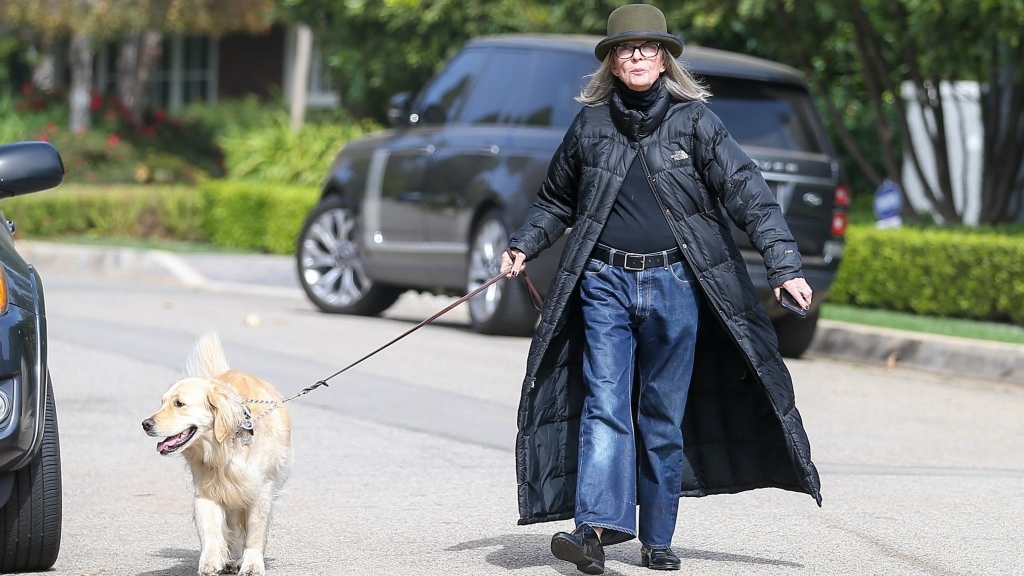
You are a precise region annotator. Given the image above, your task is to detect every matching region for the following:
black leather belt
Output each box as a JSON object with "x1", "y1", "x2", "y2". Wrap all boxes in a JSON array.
[{"x1": 591, "y1": 245, "x2": 683, "y2": 271}]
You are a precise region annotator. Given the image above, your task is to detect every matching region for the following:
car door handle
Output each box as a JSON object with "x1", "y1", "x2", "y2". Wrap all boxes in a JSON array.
[
  {"x1": 478, "y1": 144, "x2": 500, "y2": 155},
  {"x1": 416, "y1": 145, "x2": 436, "y2": 155}
]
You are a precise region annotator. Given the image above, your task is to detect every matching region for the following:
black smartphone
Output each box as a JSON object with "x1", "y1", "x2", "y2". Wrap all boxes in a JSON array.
[{"x1": 779, "y1": 290, "x2": 808, "y2": 318}]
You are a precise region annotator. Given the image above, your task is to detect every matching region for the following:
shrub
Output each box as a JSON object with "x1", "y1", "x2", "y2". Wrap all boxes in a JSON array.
[
  {"x1": 4, "y1": 86, "x2": 223, "y2": 184},
  {"x1": 217, "y1": 111, "x2": 379, "y2": 187},
  {"x1": 199, "y1": 179, "x2": 319, "y2": 254},
  {"x1": 830, "y1": 225, "x2": 1024, "y2": 324},
  {"x1": 1, "y1": 180, "x2": 319, "y2": 255},
  {"x1": 1, "y1": 184, "x2": 204, "y2": 241}
]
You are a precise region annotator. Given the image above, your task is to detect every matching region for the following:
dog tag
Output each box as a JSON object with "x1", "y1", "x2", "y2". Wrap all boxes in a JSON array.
[{"x1": 240, "y1": 418, "x2": 254, "y2": 431}]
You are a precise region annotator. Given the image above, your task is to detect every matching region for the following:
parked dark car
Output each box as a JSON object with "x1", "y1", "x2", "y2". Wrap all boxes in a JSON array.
[
  {"x1": 297, "y1": 34, "x2": 849, "y2": 357},
  {"x1": 0, "y1": 141, "x2": 64, "y2": 571}
]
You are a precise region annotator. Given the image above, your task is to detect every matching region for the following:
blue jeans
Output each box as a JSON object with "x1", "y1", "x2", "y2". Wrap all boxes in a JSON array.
[{"x1": 575, "y1": 257, "x2": 700, "y2": 550}]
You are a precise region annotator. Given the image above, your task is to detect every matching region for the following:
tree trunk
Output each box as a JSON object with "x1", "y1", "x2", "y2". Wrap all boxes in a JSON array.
[
  {"x1": 979, "y1": 44, "x2": 1024, "y2": 224},
  {"x1": 772, "y1": 0, "x2": 882, "y2": 188},
  {"x1": 68, "y1": 32, "x2": 94, "y2": 133},
  {"x1": 117, "y1": 31, "x2": 164, "y2": 125},
  {"x1": 290, "y1": 25, "x2": 313, "y2": 132},
  {"x1": 28, "y1": 40, "x2": 57, "y2": 92}
]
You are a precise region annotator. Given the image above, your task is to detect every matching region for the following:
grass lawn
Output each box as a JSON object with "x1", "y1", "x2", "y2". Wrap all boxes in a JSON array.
[{"x1": 822, "y1": 303, "x2": 1024, "y2": 345}]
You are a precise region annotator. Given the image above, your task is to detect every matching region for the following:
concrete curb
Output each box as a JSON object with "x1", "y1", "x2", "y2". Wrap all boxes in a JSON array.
[
  {"x1": 808, "y1": 319, "x2": 1024, "y2": 385},
  {"x1": 16, "y1": 240, "x2": 1024, "y2": 386}
]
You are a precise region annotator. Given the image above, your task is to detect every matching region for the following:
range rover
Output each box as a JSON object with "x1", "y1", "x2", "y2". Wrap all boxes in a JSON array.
[{"x1": 296, "y1": 34, "x2": 848, "y2": 358}]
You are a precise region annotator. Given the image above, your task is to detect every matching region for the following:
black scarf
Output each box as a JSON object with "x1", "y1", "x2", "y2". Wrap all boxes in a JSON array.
[
  {"x1": 617, "y1": 77, "x2": 663, "y2": 110},
  {"x1": 610, "y1": 78, "x2": 670, "y2": 141}
]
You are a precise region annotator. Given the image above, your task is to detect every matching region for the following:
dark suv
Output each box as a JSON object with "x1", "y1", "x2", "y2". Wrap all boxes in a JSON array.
[
  {"x1": 297, "y1": 34, "x2": 848, "y2": 357},
  {"x1": 0, "y1": 141, "x2": 64, "y2": 572}
]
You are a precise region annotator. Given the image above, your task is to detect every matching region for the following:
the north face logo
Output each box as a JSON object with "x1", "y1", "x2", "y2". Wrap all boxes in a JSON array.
[{"x1": 670, "y1": 149, "x2": 689, "y2": 161}]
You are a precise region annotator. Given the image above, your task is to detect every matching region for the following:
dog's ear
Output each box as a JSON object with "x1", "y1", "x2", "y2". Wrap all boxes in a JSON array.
[{"x1": 208, "y1": 381, "x2": 243, "y2": 443}]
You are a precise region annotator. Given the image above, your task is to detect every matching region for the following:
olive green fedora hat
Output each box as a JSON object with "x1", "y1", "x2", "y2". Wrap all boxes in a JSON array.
[{"x1": 594, "y1": 4, "x2": 684, "y2": 61}]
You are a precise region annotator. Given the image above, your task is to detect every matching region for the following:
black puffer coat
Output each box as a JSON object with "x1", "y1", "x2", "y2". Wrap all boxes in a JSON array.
[{"x1": 509, "y1": 86, "x2": 822, "y2": 526}]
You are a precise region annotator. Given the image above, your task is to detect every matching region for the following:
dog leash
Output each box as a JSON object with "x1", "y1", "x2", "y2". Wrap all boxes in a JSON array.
[{"x1": 236, "y1": 254, "x2": 542, "y2": 436}]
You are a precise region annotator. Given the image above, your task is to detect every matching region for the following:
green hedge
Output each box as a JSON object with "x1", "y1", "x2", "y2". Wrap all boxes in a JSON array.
[
  {"x1": 1, "y1": 184, "x2": 205, "y2": 241},
  {"x1": 199, "y1": 180, "x2": 319, "y2": 254},
  {"x1": 1, "y1": 181, "x2": 319, "y2": 255},
  {"x1": 830, "y1": 225, "x2": 1024, "y2": 324}
]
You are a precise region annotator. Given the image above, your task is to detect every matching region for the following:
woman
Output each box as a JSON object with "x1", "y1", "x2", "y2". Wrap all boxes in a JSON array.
[{"x1": 501, "y1": 3, "x2": 822, "y2": 574}]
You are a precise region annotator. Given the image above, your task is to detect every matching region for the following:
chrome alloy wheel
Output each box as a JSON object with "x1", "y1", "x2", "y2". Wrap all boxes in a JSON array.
[
  {"x1": 466, "y1": 216, "x2": 508, "y2": 325},
  {"x1": 298, "y1": 206, "x2": 373, "y2": 309}
]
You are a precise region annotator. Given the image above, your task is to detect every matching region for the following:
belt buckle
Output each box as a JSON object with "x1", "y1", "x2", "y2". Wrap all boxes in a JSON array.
[{"x1": 624, "y1": 252, "x2": 645, "y2": 271}]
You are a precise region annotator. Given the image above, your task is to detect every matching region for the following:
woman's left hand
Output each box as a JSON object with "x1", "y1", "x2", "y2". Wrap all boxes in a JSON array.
[{"x1": 774, "y1": 277, "x2": 813, "y2": 310}]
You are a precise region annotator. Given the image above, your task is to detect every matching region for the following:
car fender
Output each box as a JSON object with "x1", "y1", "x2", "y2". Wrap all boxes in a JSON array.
[{"x1": 0, "y1": 265, "x2": 47, "y2": 477}]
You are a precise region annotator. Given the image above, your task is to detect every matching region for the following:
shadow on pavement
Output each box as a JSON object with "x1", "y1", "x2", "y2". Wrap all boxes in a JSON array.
[
  {"x1": 447, "y1": 533, "x2": 803, "y2": 572},
  {"x1": 135, "y1": 547, "x2": 196, "y2": 576}
]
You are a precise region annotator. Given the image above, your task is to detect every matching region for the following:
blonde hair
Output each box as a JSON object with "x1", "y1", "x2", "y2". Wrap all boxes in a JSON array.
[{"x1": 577, "y1": 52, "x2": 711, "y2": 106}]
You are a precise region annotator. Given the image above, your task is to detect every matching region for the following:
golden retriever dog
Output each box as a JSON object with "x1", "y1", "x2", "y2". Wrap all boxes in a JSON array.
[{"x1": 142, "y1": 333, "x2": 292, "y2": 576}]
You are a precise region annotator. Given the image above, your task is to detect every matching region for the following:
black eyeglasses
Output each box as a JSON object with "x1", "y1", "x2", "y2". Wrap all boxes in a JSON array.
[{"x1": 614, "y1": 42, "x2": 662, "y2": 60}]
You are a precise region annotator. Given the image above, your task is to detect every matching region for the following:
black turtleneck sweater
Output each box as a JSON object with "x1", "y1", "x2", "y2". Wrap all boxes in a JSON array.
[{"x1": 596, "y1": 79, "x2": 678, "y2": 255}]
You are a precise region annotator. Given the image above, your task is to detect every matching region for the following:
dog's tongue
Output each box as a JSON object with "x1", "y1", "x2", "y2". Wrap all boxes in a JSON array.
[{"x1": 157, "y1": 429, "x2": 191, "y2": 454}]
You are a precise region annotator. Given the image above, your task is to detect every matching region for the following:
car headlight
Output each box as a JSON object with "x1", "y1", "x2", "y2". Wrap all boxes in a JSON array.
[{"x1": 0, "y1": 267, "x2": 8, "y2": 314}]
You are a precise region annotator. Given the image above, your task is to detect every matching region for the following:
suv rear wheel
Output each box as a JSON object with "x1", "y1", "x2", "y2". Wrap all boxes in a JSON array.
[
  {"x1": 297, "y1": 195, "x2": 402, "y2": 316},
  {"x1": 467, "y1": 210, "x2": 539, "y2": 336},
  {"x1": 0, "y1": 374, "x2": 61, "y2": 572}
]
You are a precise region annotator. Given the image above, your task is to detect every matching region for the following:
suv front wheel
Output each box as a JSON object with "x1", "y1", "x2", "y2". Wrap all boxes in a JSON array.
[
  {"x1": 297, "y1": 195, "x2": 403, "y2": 316},
  {"x1": 0, "y1": 374, "x2": 62, "y2": 572},
  {"x1": 466, "y1": 210, "x2": 539, "y2": 336}
]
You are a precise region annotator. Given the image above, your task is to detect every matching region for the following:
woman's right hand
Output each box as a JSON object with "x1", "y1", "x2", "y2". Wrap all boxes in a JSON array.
[{"x1": 502, "y1": 249, "x2": 527, "y2": 277}]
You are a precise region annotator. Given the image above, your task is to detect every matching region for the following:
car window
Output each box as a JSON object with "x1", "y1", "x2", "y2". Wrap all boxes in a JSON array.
[
  {"x1": 453, "y1": 49, "x2": 534, "y2": 124},
  {"x1": 704, "y1": 76, "x2": 826, "y2": 154},
  {"x1": 415, "y1": 48, "x2": 491, "y2": 125},
  {"x1": 503, "y1": 51, "x2": 593, "y2": 128}
]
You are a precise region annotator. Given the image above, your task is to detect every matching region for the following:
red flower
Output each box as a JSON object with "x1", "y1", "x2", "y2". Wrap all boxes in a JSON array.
[
  {"x1": 46, "y1": 122, "x2": 57, "y2": 133},
  {"x1": 90, "y1": 91, "x2": 103, "y2": 112},
  {"x1": 153, "y1": 109, "x2": 167, "y2": 123},
  {"x1": 107, "y1": 134, "x2": 120, "y2": 147},
  {"x1": 141, "y1": 125, "x2": 156, "y2": 136}
]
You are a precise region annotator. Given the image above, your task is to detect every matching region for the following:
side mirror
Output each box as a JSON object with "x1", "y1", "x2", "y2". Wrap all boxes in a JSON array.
[
  {"x1": 386, "y1": 92, "x2": 416, "y2": 128},
  {"x1": 0, "y1": 141, "x2": 65, "y2": 199}
]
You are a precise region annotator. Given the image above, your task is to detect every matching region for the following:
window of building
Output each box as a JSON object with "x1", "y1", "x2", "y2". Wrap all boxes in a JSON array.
[{"x1": 148, "y1": 35, "x2": 218, "y2": 110}]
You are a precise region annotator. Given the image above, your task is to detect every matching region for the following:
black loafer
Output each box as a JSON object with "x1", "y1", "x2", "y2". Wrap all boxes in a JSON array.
[
  {"x1": 641, "y1": 546, "x2": 681, "y2": 570},
  {"x1": 551, "y1": 524, "x2": 605, "y2": 574}
]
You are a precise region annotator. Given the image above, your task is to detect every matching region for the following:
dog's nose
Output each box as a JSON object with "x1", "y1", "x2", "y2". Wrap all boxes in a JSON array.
[{"x1": 142, "y1": 418, "x2": 155, "y2": 432}]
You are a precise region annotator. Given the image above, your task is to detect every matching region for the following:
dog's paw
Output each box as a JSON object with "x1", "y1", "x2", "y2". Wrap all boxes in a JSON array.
[
  {"x1": 198, "y1": 559, "x2": 227, "y2": 576},
  {"x1": 237, "y1": 563, "x2": 265, "y2": 576}
]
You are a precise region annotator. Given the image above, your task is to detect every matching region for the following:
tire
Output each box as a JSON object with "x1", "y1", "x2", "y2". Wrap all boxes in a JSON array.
[
  {"x1": 466, "y1": 210, "x2": 539, "y2": 336},
  {"x1": 0, "y1": 374, "x2": 62, "y2": 573},
  {"x1": 296, "y1": 195, "x2": 402, "y2": 316},
  {"x1": 774, "y1": 308, "x2": 820, "y2": 359}
]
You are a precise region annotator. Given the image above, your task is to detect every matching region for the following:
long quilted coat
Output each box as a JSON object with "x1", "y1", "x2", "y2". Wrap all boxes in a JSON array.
[{"x1": 508, "y1": 85, "x2": 822, "y2": 526}]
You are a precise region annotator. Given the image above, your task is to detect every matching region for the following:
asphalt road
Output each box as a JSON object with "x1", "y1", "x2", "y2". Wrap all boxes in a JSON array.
[{"x1": 16, "y1": 243, "x2": 1024, "y2": 576}]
